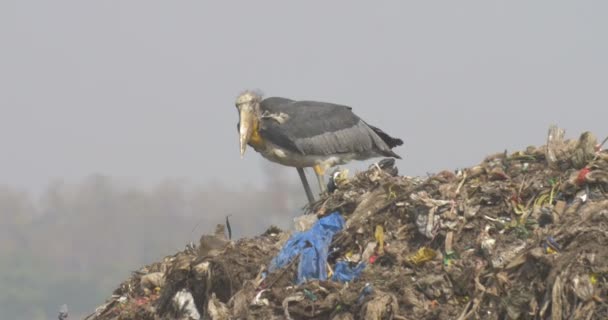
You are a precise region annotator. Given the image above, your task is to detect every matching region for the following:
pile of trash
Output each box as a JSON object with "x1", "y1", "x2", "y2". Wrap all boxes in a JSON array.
[{"x1": 85, "y1": 126, "x2": 608, "y2": 320}]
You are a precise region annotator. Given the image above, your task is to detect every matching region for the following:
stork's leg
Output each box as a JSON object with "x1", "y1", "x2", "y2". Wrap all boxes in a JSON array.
[
  {"x1": 296, "y1": 167, "x2": 315, "y2": 205},
  {"x1": 313, "y1": 164, "x2": 327, "y2": 194}
]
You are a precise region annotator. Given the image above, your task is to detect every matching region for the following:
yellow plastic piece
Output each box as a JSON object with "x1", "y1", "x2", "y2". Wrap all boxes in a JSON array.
[
  {"x1": 407, "y1": 247, "x2": 437, "y2": 266},
  {"x1": 590, "y1": 273, "x2": 598, "y2": 285},
  {"x1": 375, "y1": 225, "x2": 385, "y2": 255}
]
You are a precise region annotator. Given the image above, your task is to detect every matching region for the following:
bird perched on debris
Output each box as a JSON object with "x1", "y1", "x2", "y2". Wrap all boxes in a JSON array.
[{"x1": 235, "y1": 90, "x2": 403, "y2": 203}]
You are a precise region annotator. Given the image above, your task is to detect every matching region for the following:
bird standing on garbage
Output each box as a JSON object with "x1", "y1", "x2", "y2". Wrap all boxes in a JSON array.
[{"x1": 235, "y1": 90, "x2": 403, "y2": 204}]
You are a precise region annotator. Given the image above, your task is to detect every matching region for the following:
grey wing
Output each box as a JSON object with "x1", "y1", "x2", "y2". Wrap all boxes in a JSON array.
[
  {"x1": 293, "y1": 119, "x2": 380, "y2": 156},
  {"x1": 259, "y1": 98, "x2": 392, "y2": 156}
]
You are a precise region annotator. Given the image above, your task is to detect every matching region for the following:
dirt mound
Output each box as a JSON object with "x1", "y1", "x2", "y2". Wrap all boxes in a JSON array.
[{"x1": 85, "y1": 127, "x2": 608, "y2": 320}]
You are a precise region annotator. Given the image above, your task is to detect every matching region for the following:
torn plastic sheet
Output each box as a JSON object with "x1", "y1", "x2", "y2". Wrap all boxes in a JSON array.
[
  {"x1": 331, "y1": 261, "x2": 366, "y2": 283},
  {"x1": 268, "y1": 211, "x2": 345, "y2": 284}
]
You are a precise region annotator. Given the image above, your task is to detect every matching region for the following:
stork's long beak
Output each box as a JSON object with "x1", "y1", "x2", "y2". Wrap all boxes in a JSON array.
[{"x1": 239, "y1": 107, "x2": 254, "y2": 158}]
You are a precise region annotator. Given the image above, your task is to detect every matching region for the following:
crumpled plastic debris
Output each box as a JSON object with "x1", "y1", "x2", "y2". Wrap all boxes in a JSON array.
[
  {"x1": 543, "y1": 236, "x2": 561, "y2": 254},
  {"x1": 268, "y1": 211, "x2": 345, "y2": 284},
  {"x1": 374, "y1": 225, "x2": 385, "y2": 255},
  {"x1": 172, "y1": 289, "x2": 200, "y2": 320},
  {"x1": 406, "y1": 247, "x2": 437, "y2": 266},
  {"x1": 357, "y1": 283, "x2": 374, "y2": 304},
  {"x1": 331, "y1": 261, "x2": 366, "y2": 283}
]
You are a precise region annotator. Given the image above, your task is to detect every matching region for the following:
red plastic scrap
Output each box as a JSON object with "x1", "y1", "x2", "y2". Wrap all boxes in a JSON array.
[
  {"x1": 576, "y1": 167, "x2": 591, "y2": 185},
  {"x1": 369, "y1": 255, "x2": 378, "y2": 264}
]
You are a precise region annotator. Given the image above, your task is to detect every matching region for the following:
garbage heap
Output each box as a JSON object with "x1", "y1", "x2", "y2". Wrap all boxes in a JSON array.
[{"x1": 85, "y1": 127, "x2": 608, "y2": 320}]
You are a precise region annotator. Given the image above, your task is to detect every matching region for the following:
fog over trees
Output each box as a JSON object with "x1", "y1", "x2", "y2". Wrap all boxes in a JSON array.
[{"x1": 0, "y1": 163, "x2": 310, "y2": 319}]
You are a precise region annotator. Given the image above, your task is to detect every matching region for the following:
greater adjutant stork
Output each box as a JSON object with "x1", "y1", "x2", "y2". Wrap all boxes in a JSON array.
[{"x1": 235, "y1": 90, "x2": 403, "y2": 204}]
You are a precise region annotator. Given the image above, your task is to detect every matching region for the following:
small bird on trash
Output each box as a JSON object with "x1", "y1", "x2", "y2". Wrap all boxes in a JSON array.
[{"x1": 235, "y1": 90, "x2": 404, "y2": 203}]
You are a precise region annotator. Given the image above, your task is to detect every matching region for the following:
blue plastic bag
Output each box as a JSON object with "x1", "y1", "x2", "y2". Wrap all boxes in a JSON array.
[
  {"x1": 268, "y1": 211, "x2": 345, "y2": 284},
  {"x1": 331, "y1": 261, "x2": 366, "y2": 283}
]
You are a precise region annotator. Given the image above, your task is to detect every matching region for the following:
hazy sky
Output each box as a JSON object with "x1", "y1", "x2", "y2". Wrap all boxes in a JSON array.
[{"x1": 1, "y1": 1, "x2": 607, "y2": 194}]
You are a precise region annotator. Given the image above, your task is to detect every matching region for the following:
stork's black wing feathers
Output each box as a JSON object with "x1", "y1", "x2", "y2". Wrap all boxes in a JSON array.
[
  {"x1": 367, "y1": 124, "x2": 404, "y2": 148},
  {"x1": 258, "y1": 97, "x2": 402, "y2": 158}
]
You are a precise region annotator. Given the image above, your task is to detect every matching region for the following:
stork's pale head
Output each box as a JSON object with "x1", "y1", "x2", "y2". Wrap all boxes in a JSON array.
[{"x1": 235, "y1": 90, "x2": 262, "y2": 158}]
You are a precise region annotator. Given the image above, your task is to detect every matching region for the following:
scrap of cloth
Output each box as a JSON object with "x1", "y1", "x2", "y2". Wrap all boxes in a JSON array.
[{"x1": 268, "y1": 211, "x2": 345, "y2": 284}]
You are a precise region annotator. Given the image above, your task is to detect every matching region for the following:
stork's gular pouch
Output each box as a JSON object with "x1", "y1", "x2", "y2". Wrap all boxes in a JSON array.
[
  {"x1": 237, "y1": 105, "x2": 254, "y2": 158},
  {"x1": 236, "y1": 92, "x2": 262, "y2": 158}
]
